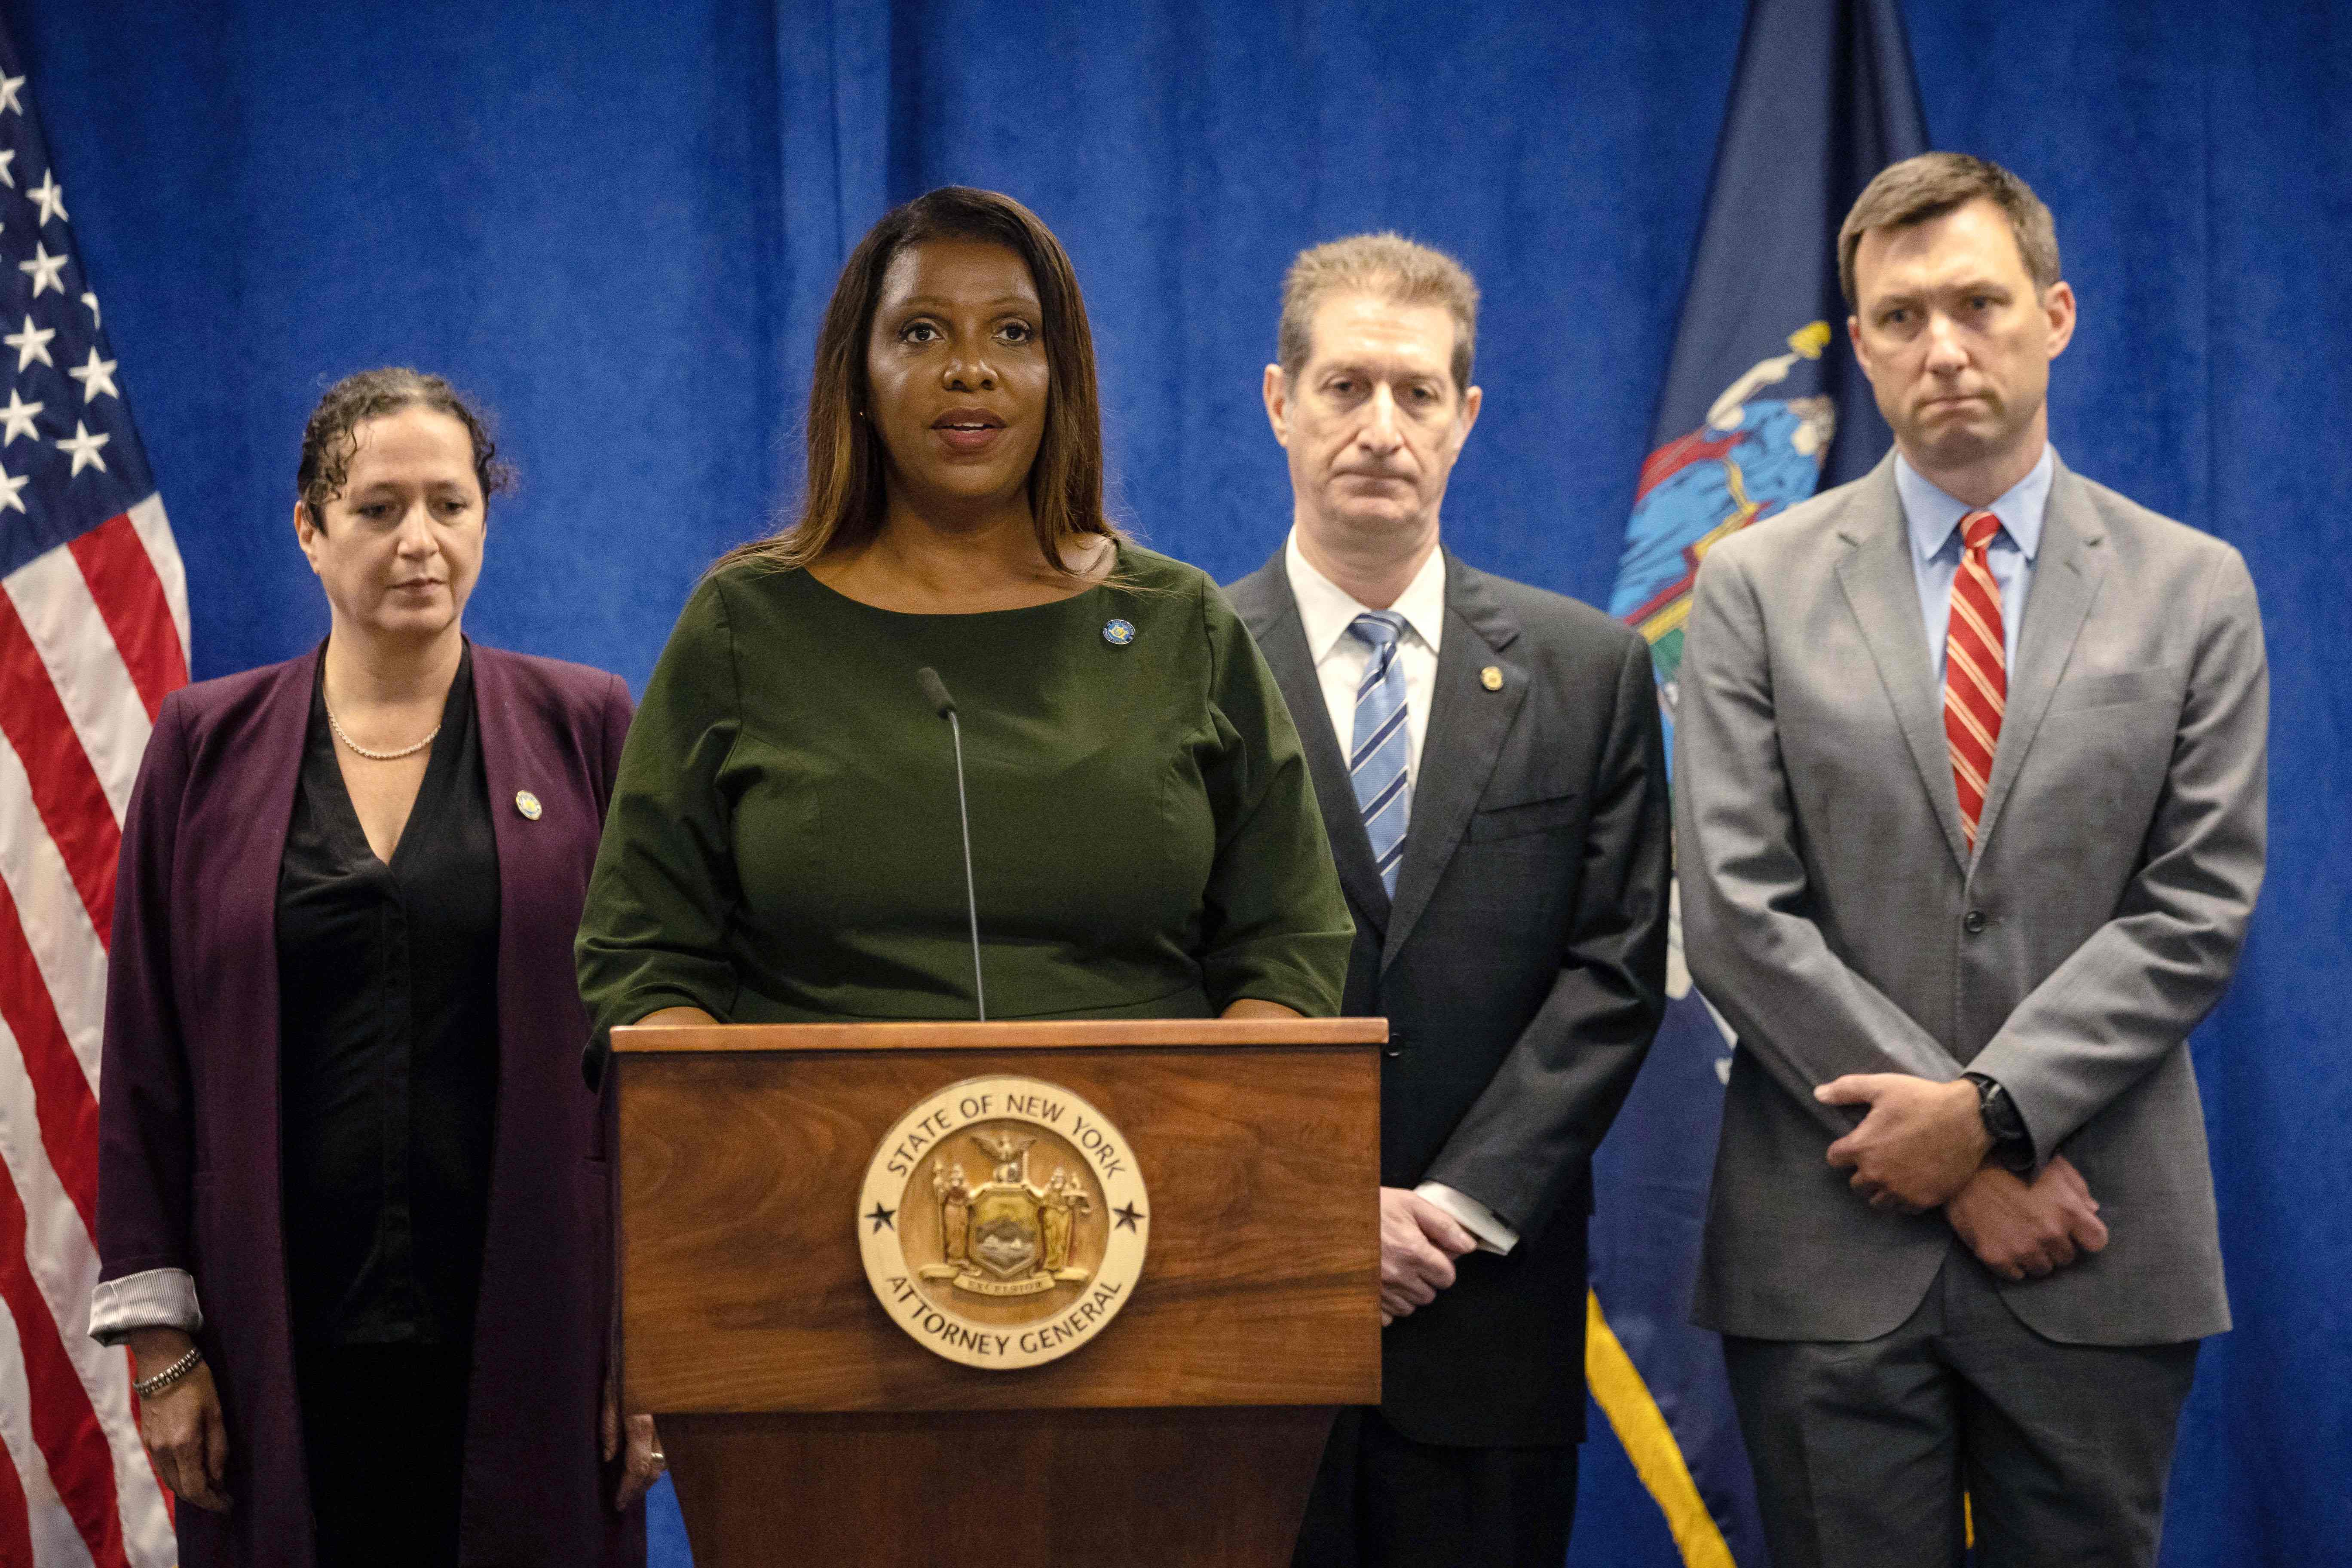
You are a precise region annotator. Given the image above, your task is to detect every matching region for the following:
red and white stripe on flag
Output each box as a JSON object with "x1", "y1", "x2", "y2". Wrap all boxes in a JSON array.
[{"x1": 0, "y1": 490, "x2": 184, "y2": 1566}]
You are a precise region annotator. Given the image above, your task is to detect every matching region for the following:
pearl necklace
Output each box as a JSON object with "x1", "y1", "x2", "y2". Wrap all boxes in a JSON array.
[{"x1": 325, "y1": 702, "x2": 440, "y2": 761}]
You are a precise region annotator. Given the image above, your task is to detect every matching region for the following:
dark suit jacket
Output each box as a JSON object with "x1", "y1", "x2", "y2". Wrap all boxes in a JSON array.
[
  {"x1": 1228, "y1": 548, "x2": 1669, "y2": 1446},
  {"x1": 95, "y1": 642, "x2": 642, "y2": 1568}
]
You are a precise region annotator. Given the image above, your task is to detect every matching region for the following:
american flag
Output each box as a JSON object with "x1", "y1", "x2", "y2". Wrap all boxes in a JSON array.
[{"x1": 0, "y1": 21, "x2": 184, "y2": 1568}]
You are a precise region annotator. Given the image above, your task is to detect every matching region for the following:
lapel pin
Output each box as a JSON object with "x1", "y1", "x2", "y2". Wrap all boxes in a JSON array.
[
  {"x1": 1102, "y1": 618, "x2": 1136, "y2": 646},
  {"x1": 1480, "y1": 665, "x2": 1504, "y2": 692},
  {"x1": 514, "y1": 790, "x2": 542, "y2": 821}
]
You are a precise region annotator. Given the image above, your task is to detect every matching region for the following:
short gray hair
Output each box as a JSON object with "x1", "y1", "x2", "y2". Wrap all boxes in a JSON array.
[
  {"x1": 1838, "y1": 153, "x2": 2061, "y2": 309},
  {"x1": 1277, "y1": 232, "x2": 1479, "y2": 393}
]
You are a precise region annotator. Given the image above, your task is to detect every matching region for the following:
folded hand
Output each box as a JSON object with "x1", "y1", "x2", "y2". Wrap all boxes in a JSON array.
[
  {"x1": 1946, "y1": 1154, "x2": 2109, "y2": 1281},
  {"x1": 1819, "y1": 1074, "x2": 1990, "y2": 1212}
]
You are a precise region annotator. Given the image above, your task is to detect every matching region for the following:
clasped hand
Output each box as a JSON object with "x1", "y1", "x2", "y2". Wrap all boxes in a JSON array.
[
  {"x1": 1816, "y1": 1072, "x2": 2108, "y2": 1280},
  {"x1": 1378, "y1": 1187, "x2": 1477, "y2": 1326},
  {"x1": 1817, "y1": 1073, "x2": 1990, "y2": 1211},
  {"x1": 1946, "y1": 1155, "x2": 2108, "y2": 1280}
]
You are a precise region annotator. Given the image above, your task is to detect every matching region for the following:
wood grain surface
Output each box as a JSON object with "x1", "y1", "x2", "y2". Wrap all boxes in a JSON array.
[
  {"x1": 612, "y1": 1017, "x2": 1390, "y2": 1053},
  {"x1": 663, "y1": 1407, "x2": 1336, "y2": 1567},
  {"x1": 616, "y1": 1040, "x2": 1381, "y2": 1413}
]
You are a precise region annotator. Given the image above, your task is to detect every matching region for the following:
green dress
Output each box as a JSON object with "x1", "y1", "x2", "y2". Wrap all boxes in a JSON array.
[{"x1": 576, "y1": 544, "x2": 1353, "y2": 1041}]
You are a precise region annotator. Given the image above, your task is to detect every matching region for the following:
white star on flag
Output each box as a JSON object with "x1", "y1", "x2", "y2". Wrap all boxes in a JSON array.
[
  {"x1": 19, "y1": 242, "x2": 68, "y2": 297},
  {"x1": 0, "y1": 148, "x2": 14, "y2": 188},
  {"x1": 29, "y1": 170, "x2": 65, "y2": 226},
  {"x1": 0, "y1": 462, "x2": 26, "y2": 514},
  {"x1": 81, "y1": 290, "x2": 100, "y2": 327},
  {"x1": 67, "y1": 347, "x2": 117, "y2": 403},
  {"x1": 0, "y1": 75, "x2": 21, "y2": 116},
  {"x1": 6, "y1": 313, "x2": 55, "y2": 370},
  {"x1": 56, "y1": 419, "x2": 110, "y2": 476},
  {"x1": 0, "y1": 387, "x2": 42, "y2": 443}
]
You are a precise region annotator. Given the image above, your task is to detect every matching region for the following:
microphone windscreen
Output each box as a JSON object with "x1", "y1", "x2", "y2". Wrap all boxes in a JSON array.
[{"x1": 916, "y1": 666, "x2": 956, "y2": 718}]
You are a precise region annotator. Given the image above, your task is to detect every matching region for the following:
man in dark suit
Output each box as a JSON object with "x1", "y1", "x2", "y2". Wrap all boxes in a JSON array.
[{"x1": 1226, "y1": 233, "x2": 1671, "y2": 1568}]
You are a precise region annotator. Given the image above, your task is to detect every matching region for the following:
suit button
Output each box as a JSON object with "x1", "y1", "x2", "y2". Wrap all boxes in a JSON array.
[
  {"x1": 1383, "y1": 1047, "x2": 1403, "y2": 1059},
  {"x1": 1963, "y1": 910, "x2": 1988, "y2": 934}
]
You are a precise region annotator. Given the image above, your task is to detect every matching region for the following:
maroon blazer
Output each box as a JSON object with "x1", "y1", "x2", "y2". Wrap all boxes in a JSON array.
[{"x1": 95, "y1": 642, "x2": 642, "y2": 1568}]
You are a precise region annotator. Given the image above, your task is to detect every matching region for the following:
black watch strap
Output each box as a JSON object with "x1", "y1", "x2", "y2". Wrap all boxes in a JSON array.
[{"x1": 1964, "y1": 1073, "x2": 2033, "y2": 1168}]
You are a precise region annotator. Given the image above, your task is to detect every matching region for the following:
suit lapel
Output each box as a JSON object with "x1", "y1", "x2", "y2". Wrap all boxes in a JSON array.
[
  {"x1": 470, "y1": 643, "x2": 541, "y2": 892},
  {"x1": 1382, "y1": 554, "x2": 1525, "y2": 969},
  {"x1": 1229, "y1": 555, "x2": 1392, "y2": 935},
  {"x1": 1973, "y1": 461, "x2": 2108, "y2": 856},
  {"x1": 470, "y1": 643, "x2": 535, "y2": 991},
  {"x1": 1831, "y1": 459, "x2": 1971, "y2": 872},
  {"x1": 205, "y1": 646, "x2": 318, "y2": 1178},
  {"x1": 471, "y1": 643, "x2": 564, "y2": 1106}
]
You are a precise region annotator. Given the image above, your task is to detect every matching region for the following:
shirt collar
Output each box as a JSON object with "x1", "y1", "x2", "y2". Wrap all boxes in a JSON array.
[
  {"x1": 1285, "y1": 528, "x2": 1448, "y2": 663},
  {"x1": 1895, "y1": 442, "x2": 2055, "y2": 566}
]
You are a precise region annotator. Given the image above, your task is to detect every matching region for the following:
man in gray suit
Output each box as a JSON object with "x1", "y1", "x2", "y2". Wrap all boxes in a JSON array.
[
  {"x1": 1677, "y1": 153, "x2": 2268, "y2": 1567},
  {"x1": 1226, "y1": 233, "x2": 1669, "y2": 1567}
]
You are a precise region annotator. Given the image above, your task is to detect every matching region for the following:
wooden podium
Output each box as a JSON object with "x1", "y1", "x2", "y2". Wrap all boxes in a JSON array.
[{"x1": 611, "y1": 1017, "x2": 1386, "y2": 1565}]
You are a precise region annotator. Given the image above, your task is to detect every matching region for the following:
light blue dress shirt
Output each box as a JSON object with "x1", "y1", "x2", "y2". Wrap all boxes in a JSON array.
[{"x1": 1895, "y1": 443, "x2": 2055, "y2": 681}]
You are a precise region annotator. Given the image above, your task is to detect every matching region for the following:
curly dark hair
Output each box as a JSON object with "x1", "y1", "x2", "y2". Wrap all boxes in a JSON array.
[{"x1": 296, "y1": 368, "x2": 513, "y2": 527}]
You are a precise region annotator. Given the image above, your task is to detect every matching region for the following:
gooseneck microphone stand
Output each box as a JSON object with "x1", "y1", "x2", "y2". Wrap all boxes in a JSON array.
[{"x1": 915, "y1": 666, "x2": 986, "y2": 1021}]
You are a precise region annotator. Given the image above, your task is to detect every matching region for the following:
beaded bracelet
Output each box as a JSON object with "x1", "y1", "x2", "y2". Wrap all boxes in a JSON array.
[{"x1": 132, "y1": 1346, "x2": 203, "y2": 1399}]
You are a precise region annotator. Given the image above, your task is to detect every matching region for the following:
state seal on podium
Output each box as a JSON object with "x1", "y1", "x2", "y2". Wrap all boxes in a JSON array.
[{"x1": 858, "y1": 1075, "x2": 1149, "y2": 1369}]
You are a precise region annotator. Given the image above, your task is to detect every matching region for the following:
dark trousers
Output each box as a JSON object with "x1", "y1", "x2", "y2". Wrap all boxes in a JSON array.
[
  {"x1": 1724, "y1": 1252, "x2": 2198, "y2": 1568},
  {"x1": 1292, "y1": 1406, "x2": 1578, "y2": 1568},
  {"x1": 296, "y1": 1344, "x2": 472, "y2": 1568}
]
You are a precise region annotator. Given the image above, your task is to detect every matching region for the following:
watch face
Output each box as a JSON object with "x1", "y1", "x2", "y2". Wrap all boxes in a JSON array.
[{"x1": 1969, "y1": 1075, "x2": 2024, "y2": 1142}]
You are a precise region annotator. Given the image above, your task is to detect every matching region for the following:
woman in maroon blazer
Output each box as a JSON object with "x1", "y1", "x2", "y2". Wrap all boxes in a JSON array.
[{"x1": 91, "y1": 369, "x2": 656, "y2": 1568}]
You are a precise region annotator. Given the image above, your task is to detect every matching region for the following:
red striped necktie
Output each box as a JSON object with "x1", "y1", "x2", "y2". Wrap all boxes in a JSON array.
[{"x1": 1944, "y1": 510, "x2": 2007, "y2": 853}]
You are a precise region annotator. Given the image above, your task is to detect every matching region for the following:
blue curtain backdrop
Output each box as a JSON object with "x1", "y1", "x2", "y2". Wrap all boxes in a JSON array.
[{"x1": 7, "y1": 2, "x2": 2342, "y2": 1563}]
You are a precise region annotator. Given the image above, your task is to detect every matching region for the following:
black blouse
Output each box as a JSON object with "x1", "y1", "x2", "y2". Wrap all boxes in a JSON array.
[{"x1": 276, "y1": 646, "x2": 501, "y2": 1348}]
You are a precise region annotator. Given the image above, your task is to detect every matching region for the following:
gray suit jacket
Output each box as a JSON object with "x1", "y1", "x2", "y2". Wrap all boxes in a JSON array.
[
  {"x1": 1676, "y1": 453, "x2": 2266, "y2": 1346},
  {"x1": 1229, "y1": 549, "x2": 1669, "y2": 1444}
]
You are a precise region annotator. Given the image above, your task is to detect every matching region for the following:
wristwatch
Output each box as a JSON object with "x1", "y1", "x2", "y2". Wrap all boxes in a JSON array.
[{"x1": 1963, "y1": 1073, "x2": 2034, "y2": 1172}]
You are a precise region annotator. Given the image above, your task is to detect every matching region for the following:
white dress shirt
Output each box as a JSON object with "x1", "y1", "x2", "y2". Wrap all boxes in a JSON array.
[
  {"x1": 1285, "y1": 529, "x2": 1445, "y2": 787},
  {"x1": 1282, "y1": 529, "x2": 1518, "y2": 1256}
]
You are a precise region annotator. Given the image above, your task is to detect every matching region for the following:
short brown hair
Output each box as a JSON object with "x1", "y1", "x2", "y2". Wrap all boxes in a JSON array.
[
  {"x1": 1277, "y1": 233, "x2": 1480, "y2": 394},
  {"x1": 297, "y1": 368, "x2": 511, "y2": 528},
  {"x1": 1838, "y1": 153, "x2": 2060, "y2": 309},
  {"x1": 720, "y1": 186, "x2": 1121, "y2": 578}
]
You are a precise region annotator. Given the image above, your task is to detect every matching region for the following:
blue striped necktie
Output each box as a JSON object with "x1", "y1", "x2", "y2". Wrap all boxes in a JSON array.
[{"x1": 1347, "y1": 611, "x2": 1412, "y2": 895}]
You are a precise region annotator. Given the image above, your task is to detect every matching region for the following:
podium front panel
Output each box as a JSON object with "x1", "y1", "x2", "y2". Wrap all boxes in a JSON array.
[{"x1": 614, "y1": 1021, "x2": 1383, "y2": 1414}]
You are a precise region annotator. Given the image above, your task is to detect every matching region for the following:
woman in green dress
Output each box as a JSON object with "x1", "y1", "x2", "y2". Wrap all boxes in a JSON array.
[{"x1": 576, "y1": 187, "x2": 1352, "y2": 1054}]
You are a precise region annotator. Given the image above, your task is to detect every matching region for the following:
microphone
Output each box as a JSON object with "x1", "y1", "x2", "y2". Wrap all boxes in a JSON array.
[{"x1": 916, "y1": 667, "x2": 986, "y2": 1021}]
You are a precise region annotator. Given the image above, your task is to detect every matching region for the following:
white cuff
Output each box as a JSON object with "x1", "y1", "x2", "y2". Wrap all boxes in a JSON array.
[
  {"x1": 1414, "y1": 1182, "x2": 1519, "y2": 1256},
  {"x1": 88, "y1": 1268, "x2": 203, "y2": 1347}
]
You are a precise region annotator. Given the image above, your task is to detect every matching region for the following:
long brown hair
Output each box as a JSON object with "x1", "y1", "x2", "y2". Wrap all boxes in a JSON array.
[{"x1": 720, "y1": 187, "x2": 1123, "y2": 576}]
